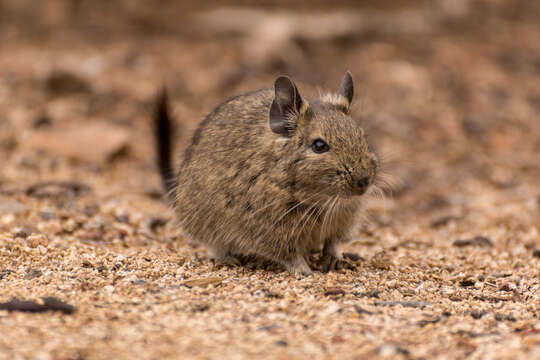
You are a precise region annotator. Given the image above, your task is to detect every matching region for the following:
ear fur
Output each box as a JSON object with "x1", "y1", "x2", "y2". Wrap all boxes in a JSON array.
[
  {"x1": 269, "y1": 76, "x2": 305, "y2": 136},
  {"x1": 338, "y1": 71, "x2": 354, "y2": 108}
]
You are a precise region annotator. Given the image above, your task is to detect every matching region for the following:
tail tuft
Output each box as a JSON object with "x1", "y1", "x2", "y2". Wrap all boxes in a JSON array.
[{"x1": 154, "y1": 87, "x2": 177, "y2": 203}]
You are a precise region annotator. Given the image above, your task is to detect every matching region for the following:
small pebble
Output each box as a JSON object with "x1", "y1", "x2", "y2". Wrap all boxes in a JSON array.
[
  {"x1": 325, "y1": 287, "x2": 345, "y2": 296},
  {"x1": 26, "y1": 234, "x2": 48, "y2": 248}
]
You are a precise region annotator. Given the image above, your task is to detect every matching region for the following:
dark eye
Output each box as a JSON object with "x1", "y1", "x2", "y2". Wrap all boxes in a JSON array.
[{"x1": 312, "y1": 138, "x2": 330, "y2": 154}]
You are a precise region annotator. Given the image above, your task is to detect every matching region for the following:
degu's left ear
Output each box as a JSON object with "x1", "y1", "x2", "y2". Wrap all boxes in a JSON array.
[
  {"x1": 338, "y1": 71, "x2": 354, "y2": 108},
  {"x1": 269, "y1": 76, "x2": 307, "y2": 137}
]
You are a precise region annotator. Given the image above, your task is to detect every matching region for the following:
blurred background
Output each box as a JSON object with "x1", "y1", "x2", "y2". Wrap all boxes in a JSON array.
[{"x1": 0, "y1": 0, "x2": 539, "y2": 234}]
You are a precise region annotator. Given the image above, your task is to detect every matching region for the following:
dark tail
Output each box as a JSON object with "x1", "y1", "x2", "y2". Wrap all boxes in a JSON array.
[{"x1": 154, "y1": 88, "x2": 177, "y2": 203}]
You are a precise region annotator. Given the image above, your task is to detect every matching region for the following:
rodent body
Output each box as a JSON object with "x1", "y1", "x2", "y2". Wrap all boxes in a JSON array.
[{"x1": 155, "y1": 72, "x2": 378, "y2": 275}]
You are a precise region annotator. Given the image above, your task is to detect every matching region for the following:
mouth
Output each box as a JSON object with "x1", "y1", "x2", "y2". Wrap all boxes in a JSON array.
[
  {"x1": 338, "y1": 183, "x2": 371, "y2": 198},
  {"x1": 347, "y1": 175, "x2": 373, "y2": 197},
  {"x1": 353, "y1": 186, "x2": 368, "y2": 196},
  {"x1": 350, "y1": 185, "x2": 370, "y2": 197}
]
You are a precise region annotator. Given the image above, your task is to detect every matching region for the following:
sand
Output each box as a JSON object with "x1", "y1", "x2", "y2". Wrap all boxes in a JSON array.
[{"x1": 0, "y1": 1, "x2": 538, "y2": 359}]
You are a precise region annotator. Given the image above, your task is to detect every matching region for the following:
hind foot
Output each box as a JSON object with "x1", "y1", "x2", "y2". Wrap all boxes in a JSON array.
[
  {"x1": 208, "y1": 246, "x2": 242, "y2": 267},
  {"x1": 284, "y1": 256, "x2": 313, "y2": 276}
]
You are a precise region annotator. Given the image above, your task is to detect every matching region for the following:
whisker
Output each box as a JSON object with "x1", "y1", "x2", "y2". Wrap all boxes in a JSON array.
[
  {"x1": 357, "y1": 206, "x2": 375, "y2": 228},
  {"x1": 302, "y1": 199, "x2": 327, "y2": 238},
  {"x1": 320, "y1": 195, "x2": 339, "y2": 242},
  {"x1": 374, "y1": 170, "x2": 404, "y2": 196},
  {"x1": 372, "y1": 185, "x2": 388, "y2": 215},
  {"x1": 247, "y1": 197, "x2": 289, "y2": 218},
  {"x1": 290, "y1": 199, "x2": 323, "y2": 239},
  {"x1": 326, "y1": 196, "x2": 339, "y2": 241},
  {"x1": 258, "y1": 190, "x2": 327, "y2": 240},
  {"x1": 317, "y1": 196, "x2": 333, "y2": 242}
]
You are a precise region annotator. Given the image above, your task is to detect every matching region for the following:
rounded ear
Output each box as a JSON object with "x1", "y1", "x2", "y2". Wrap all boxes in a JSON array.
[
  {"x1": 269, "y1": 76, "x2": 304, "y2": 136},
  {"x1": 338, "y1": 71, "x2": 354, "y2": 107}
]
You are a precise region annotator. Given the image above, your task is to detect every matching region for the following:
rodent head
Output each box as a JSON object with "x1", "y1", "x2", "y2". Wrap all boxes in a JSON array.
[{"x1": 269, "y1": 72, "x2": 378, "y2": 199}]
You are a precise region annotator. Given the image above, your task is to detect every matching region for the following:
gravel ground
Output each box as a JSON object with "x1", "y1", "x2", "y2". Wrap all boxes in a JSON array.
[{"x1": 0, "y1": 1, "x2": 539, "y2": 359}]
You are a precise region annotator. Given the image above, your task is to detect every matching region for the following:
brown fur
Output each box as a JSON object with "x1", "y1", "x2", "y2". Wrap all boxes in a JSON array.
[{"x1": 156, "y1": 73, "x2": 378, "y2": 275}]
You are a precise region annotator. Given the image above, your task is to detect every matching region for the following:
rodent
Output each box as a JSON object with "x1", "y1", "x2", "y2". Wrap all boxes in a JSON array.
[{"x1": 154, "y1": 72, "x2": 378, "y2": 275}]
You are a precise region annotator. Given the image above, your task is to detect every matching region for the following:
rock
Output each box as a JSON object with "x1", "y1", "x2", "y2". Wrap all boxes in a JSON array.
[
  {"x1": 461, "y1": 114, "x2": 485, "y2": 137},
  {"x1": 26, "y1": 234, "x2": 49, "y2": 248},
  {"x1": 324, "y1": 287, "x2": 345, "y2": 296},
  {"x1": 370, "y1": 250, "x2": 392, "y2": 270},
  {"x1": 183, "y1": 277, "x2": 222, "y2": 288},
  {"x1": 0, "y1": 196, "x2": 27, "y2": 215},
  {"x1": 33, "y1": 113, "x2": 53, "y2": 128},
  {"x1": 24, "y1": 269, "x2": 43, "y2": 279},
  {"x1": 417, "y1": 316, "x2": 441, "y2": 327},
  {"x1": 453, "y1": 236, "x2": 493, "y2": 248},
  {"x1": 0, "y1": 298, "x2": 75, "y2": 314},
  {"x1": 374, "y1": 301, "x2": 431, "y2": 309},
  {"x1": 26, "y1": 122, "x2": 130, "y2": 164},
  {"x1": 499, "y1": 283, "x2": 516, "y2": 292},
  {"x1": 45, "y1": 70, "x2": 91, "y2": 96},
  {"x1": 430, "y1": 215, "x2": 460, "y2": 228},
  {"x1": 116, "y1": 214, "x2": 130, "y2": 224},
  {"x1": 494, "y1": 313, "x2": 517, "y2": 322},
  {"x1": 354, "y1": 305, "x2": 374, "y2": 315},
  {"x1": 148, "y1": 217, "x2": 168, "y2": 232},
  {"x1": 343, "y1": 252, "x2": 365, "y2": 262},
  {"x1": 0, "y1": 270, "x2": 14, "y2": 280},
  {"x1": 40, "y1": 211, "x2": 55, "y2": 220},
  {"x1": 192, "y1": 303, "x2": 210, "y2": 312},
  {"x1": 26, "y1": 181, "x2": 90, "y2": 199},
  {"x1": 459, "y1": 278, "x2": 476, "y2": 287},
  {"x1": 469, "y1": 310, "x2": 487, "y2": 319},
  {"x1": 13, "y1": 227, "x2": 35, "y2": 238}
]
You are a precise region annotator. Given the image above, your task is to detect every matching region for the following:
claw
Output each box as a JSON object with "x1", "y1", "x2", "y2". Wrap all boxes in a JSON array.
[
  {"x1": 322, "y1": 240, "x2": 345, "y2": 272},
  {"x1": 322, "y1": 254, "x2": 338, "y2": 272}
]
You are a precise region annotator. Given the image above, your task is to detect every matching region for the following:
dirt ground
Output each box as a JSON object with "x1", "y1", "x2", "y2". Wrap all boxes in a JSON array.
[{"x1": 0, "y1": 1, "x2": 539, "y2": 359}]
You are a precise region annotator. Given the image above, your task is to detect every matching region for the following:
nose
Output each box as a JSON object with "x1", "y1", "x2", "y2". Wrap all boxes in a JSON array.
[{"x1": 356, "y1": 176, "x2": 371, "y2": 193}]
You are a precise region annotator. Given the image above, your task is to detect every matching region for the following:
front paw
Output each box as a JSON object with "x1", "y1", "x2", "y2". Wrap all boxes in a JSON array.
[
  {"x1": 322, "y1": 253, "x2": 341, "y2": 272},
  {"x1": 321, "y1": 241, "x2": 344, "y2": 272},
  {"x1": 321, "y1": 252, "x2": 362, "y2": 272}
]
